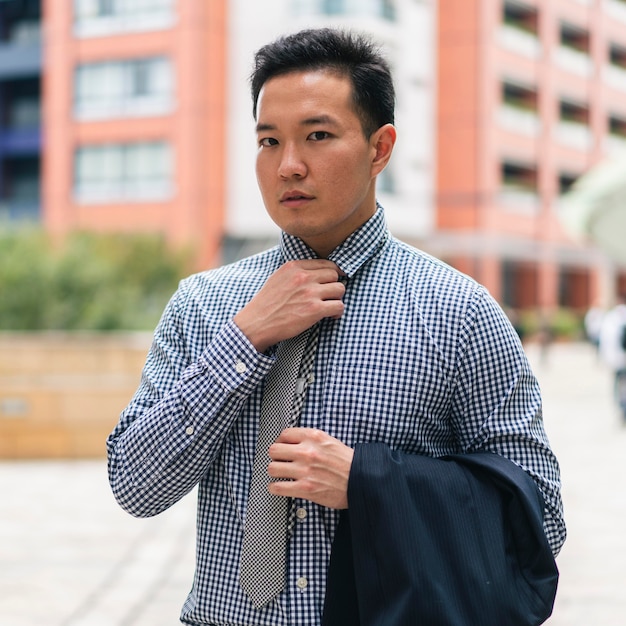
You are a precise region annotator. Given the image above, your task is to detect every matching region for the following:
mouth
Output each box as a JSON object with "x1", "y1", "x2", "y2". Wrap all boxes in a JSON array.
[{"x1": 280, "y1": 191, "x2": 314, "y2": 206}]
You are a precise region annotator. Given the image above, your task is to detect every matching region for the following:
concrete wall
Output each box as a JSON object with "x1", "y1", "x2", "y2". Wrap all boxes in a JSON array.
[{"x1": 0, "y1": 333, "x2": 152, "y2": 459}]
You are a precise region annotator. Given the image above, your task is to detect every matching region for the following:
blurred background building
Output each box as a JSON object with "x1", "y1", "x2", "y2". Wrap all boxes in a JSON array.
[{"x1": 2, "y1": 0, "x2": 626, "y2": 310}]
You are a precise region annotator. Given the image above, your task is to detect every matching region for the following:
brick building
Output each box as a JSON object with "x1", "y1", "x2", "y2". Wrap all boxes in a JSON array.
[{"x1": 2, "y1": 0, "x2": 624, "y2": 311}]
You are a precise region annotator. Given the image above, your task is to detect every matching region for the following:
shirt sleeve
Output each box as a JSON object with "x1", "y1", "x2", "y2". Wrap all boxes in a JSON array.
[
  {"x1": 106, "y1": 283, "x2": 274, "y2": 518},
  {"x1": 450, "y1": 286, "x2": 566, "y2": 556}
]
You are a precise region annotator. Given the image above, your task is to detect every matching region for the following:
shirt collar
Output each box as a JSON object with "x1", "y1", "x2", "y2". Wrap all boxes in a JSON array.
[{"x1": 278, "y1": 204, "x2": 389, "y2": 278}]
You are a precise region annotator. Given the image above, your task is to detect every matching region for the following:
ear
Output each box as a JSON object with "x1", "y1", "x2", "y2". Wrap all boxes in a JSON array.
[{"x1": 370, "y1": 124, "x2": 397, "y2": 177}]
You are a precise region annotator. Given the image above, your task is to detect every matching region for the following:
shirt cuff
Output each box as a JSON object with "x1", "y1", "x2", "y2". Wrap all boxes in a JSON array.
[{"x1": 191, "y1": 319, "x2": 274, "y2": 396}]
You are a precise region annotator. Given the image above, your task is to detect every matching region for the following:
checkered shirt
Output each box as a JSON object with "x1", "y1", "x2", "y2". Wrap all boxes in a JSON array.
[{"x1": 107, "y1": 206, "x2": 566, "y2": 626}]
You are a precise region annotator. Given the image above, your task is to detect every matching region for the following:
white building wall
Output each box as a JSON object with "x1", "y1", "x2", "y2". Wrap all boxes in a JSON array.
[{"x1": 226, "y1": 0, "x2": 436, "y2": 247}]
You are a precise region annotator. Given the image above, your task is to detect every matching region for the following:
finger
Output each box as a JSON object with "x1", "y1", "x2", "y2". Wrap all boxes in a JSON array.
[
  {"x1": 268, "y1": 442, "x2": 298, "y2": 462},
  {"x1": 313, "y1": 267, "x2": 345, "y2": 285},
  {"x1": 318, "y1": 281, "x2": 345, "y2": 300},
  {"x1": 268, "y1": 459, "x2": 300, "y2": 481},
  {"x1": 274, "y1": 427, "x2": 312, "y2": 444},
  {"x1": 287, "y1": 260, "x2": 345, "y2": 284},
  {"x1": 293, "y1": 259, "x2": 342, "y2": 273}
]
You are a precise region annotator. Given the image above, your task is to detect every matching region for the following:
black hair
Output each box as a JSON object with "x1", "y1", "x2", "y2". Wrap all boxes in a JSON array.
[{"x1": 250, "y1": 28, "x2": 395, "y2": 137}]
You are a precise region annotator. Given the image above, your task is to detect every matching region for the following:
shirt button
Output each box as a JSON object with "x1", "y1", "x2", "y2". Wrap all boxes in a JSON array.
[
  {"x1": 235, "y1": 360, "x2": 247, "y2": 373},
  {"x1": 296, "y1": 577, "x2": 308, "y2": 590},
  {"x1": 296, "y1": 507, "x2": 307, "y2": 520},
  {"x1": 185, "y1": 426, "x2": 194, "y2": 436}
]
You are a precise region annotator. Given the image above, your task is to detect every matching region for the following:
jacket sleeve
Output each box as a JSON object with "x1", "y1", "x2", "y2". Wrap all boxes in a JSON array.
[{"x1": 323, "y1": 444, "x2": 559, "y2": 626}]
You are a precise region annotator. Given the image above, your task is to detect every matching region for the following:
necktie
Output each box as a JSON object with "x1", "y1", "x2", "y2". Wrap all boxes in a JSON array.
[{"x1": 240, "y1": 325, "x2": 319, "y2": 609}]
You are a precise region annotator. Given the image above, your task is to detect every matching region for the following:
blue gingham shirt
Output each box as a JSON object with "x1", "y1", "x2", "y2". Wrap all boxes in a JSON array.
[{"x1": 107, "y1": 206, "x2": 565, "y2": 626}]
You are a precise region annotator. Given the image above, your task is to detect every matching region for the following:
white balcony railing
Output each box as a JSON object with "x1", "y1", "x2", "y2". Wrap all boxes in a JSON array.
[
  {"x1": 498, "y1": 105, "x2": 541, "y2": 135},
  {"x1": 603, "y1": 64, "x2": 626, "y2": 92},
  {"x1": 497, "y1": 25, "x2": 541, "y2": 59},
  {"x1": 554, "y1": 121, "x2": 593, "y2": 150},
  {"x1": 497, "y1": 187, "x2": 540, "y2": 213},
  {"x1": 603, "y1": 134, "x2": 626, "y2": 155},
  {"x1": 604, "y1": 0, "x2": 626, "y2": 23},
  {"x1": 554, "y1": 46, "x2": 594, "y2": 77}
]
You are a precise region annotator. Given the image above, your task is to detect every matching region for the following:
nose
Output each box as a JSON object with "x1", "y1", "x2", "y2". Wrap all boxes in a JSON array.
[{"x1": 278, "y1": 143, "x2": 307, "y2": 179}]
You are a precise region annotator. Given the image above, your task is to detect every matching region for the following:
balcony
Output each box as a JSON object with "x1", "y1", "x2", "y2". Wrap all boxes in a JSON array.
[
  {"x1": 499, "y1": 1, "x2": 540, "y2": 58},
  {"x1": 498, "y1": 187, "x2": 540, "y2": 212},
  {"x1": 555, "y1": 120, "x2": 593, "y2": 150},
  {"x1": 0, "y1": 199, "x2": 40, "y2": 223},
  {"x1": 499, "y1": 81, "x2": 541, "y2": 135},
  {"x1": 498, "y1": 161, "x2": 539, "y2": 213},
  {"x1": 0, "y1": 128, "x2": 41, "y2": 154},
  {"x1": 604, "y1": 64, "x2": 626, "y2": 91},
  {"x1": 498, "y1": 105, "x2": 541, "y2": 135},
  {"x1": 73, "y1": 0, "x2": 176, "y2": 38},
  {"x1": 603, "y1": 134, "x2": 626, "y2": 154},
  {"x1": 497, "y1": 24, "x2": 541, "y2": 58},
  {"x1": 604, "y1": 0, "x2": 626, "y2": 23},
  {"x1": 554, "y1": 46, "x2": 593, "y2": 77},
  {"x1": 555, "y1": 22, "x2": 593, "y2": 77}
]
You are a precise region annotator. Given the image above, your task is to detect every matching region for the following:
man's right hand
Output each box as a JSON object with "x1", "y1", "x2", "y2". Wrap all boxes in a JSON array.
[{"x1": 233, "y1": 260, "x2": 345, "y2": 353}]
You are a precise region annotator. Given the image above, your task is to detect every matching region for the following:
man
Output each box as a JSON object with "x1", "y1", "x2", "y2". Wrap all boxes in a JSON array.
[{"x1": 107, "y1": 28, "x2": 565, "y2": 625}]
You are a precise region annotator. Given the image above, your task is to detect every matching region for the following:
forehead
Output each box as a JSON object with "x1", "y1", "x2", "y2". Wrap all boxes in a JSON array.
[{"x1": 255, "y1": 69, "x2": 357, "y2": 123}]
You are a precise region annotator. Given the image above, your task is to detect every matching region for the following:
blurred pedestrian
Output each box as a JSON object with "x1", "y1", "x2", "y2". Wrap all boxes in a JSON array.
[
  {"x1": 107, "y1": 28, "x2": 564, "y2": 625},
  {"x1": 584, "y1": 304, "x2": 604, "y2": 353},
  {"x1": 599, "y1": 293, "x2": 626, "y2": 421}
]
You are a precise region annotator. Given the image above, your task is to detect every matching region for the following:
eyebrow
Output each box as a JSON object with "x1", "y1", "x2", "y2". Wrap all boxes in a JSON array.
[{"x1": 256, "y1": 115, "x2": 339, "y2": 133}]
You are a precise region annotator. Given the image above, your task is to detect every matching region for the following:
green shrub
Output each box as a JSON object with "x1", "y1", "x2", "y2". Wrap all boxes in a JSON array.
[
  {"x1": 517, "y1": 307, "x2": 584, "y2": 341},
  {"x1": 0, "y1": 230, "x2": 191, "y2": 330}
]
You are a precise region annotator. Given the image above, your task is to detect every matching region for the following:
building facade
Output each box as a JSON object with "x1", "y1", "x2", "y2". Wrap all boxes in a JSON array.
[
  {"x1": 436, "y1": 0, "x2": 626, "y2": 311},
  {"x1": 3, "y1": 0, "x2": 624, "y2": 314},
  {"x1": 42, "y1": 0, "x2": 227, "y2": 268},
  {"x1": 0, "y1": 0, "x2": 41, "y2": 223}
]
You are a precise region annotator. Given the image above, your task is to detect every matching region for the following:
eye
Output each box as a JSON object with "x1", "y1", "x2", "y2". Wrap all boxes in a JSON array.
[
  {"x1": 259, "y1": 137, "x2": 279, "y2": 147},
  {"x1": 308, "y1": 131, "x2": 330, "y2": 141}
]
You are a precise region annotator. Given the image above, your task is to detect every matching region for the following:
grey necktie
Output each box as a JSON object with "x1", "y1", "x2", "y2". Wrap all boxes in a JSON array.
[{"x1": 239, "y1": 324, "x2": 319, "y2": 609}]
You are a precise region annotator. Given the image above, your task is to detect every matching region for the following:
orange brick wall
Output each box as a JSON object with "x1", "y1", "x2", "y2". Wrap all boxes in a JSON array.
[{"x1": 0, "y1": 333, "x2": 151, "y2": 459}]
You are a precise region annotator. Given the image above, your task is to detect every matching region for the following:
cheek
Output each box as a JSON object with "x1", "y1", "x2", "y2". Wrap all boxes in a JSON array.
[{"x1": 255, "y1": 160, "x2": 273, "y2": 194}]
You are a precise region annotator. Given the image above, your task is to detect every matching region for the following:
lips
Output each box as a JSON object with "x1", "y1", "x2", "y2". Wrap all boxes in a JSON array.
[{"x1": 280, "y1": 190, "x2": 314, "y2": 204}]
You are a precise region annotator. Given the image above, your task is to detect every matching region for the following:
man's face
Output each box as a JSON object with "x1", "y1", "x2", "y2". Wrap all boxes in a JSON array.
[{"x1": 255, "y1": 69, "x2": 385, "y2": 258}]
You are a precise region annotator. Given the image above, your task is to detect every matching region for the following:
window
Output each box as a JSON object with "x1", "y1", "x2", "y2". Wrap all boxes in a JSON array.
[
  {"x1": 559, "y1": 22, "x2": 590, "y2": 54},
  {"x1": 502, "y1": 81, "x2": 538, "y2": 112},
  {"x1": 74, "y1": 141, "x2": 174, "y2": 203},
  {"x1": 502, "y1": 0, "x2": 538, "y2": 36},
  {"x1": 3, "y1": 78, "x2": 41, "y2": 130},
  {"x1": 556, "y1": 99, "x2": 591, "y2": 149},
  {"x1": 559, "y1": 99, "x2": 589, "y2": 125},
  {"x1": 501, "y1": 161, "x2": 537, "y2": 192},
  {"x1": 74, "y1": 57, "x2": 174, "y2": 120},
  {"x1": 293, "y1": 0, "x2": 396, "y2": 20},
  {"x1": 498, "y1": 80, "x2": 540, "y2": 134},
  {"x1": 0, "y1": 0, "x2": 41, "y2": 44},
  {"x1": 4, "y1": 156, "x2": 40, "y2": 203},
  {"x1": 609, "y1": 42, "x2": 626, "y2": 69},
  {"x1": 609, "y1": 114, "x2": 626, "y2": 138},
  {"x1": 73, "y1": 0, "x2": 175, "y2": 37},
  {"x1": 499, "y1": 160, "x2": 539, "y2": 209}
]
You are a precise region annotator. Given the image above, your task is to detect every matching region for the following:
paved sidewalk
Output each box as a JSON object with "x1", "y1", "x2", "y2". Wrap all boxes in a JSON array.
[{"x1": 1, "y1": 342, "x2": 624, "y2": 625}]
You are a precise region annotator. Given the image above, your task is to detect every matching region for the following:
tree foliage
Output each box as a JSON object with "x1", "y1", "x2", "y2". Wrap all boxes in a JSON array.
[{"x1": 0, "y1": 230, "x2": 191, "y2": 330}]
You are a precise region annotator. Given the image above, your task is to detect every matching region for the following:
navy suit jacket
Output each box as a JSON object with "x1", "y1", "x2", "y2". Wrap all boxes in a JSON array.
[{"x1": 322, "y1": 444, "x2": 559, "y2": 626}]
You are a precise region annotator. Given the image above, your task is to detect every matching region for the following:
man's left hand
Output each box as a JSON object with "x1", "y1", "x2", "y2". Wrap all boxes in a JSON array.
[{"x1": 267, "y1": 428, "x2": 354, "y2": 509}]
